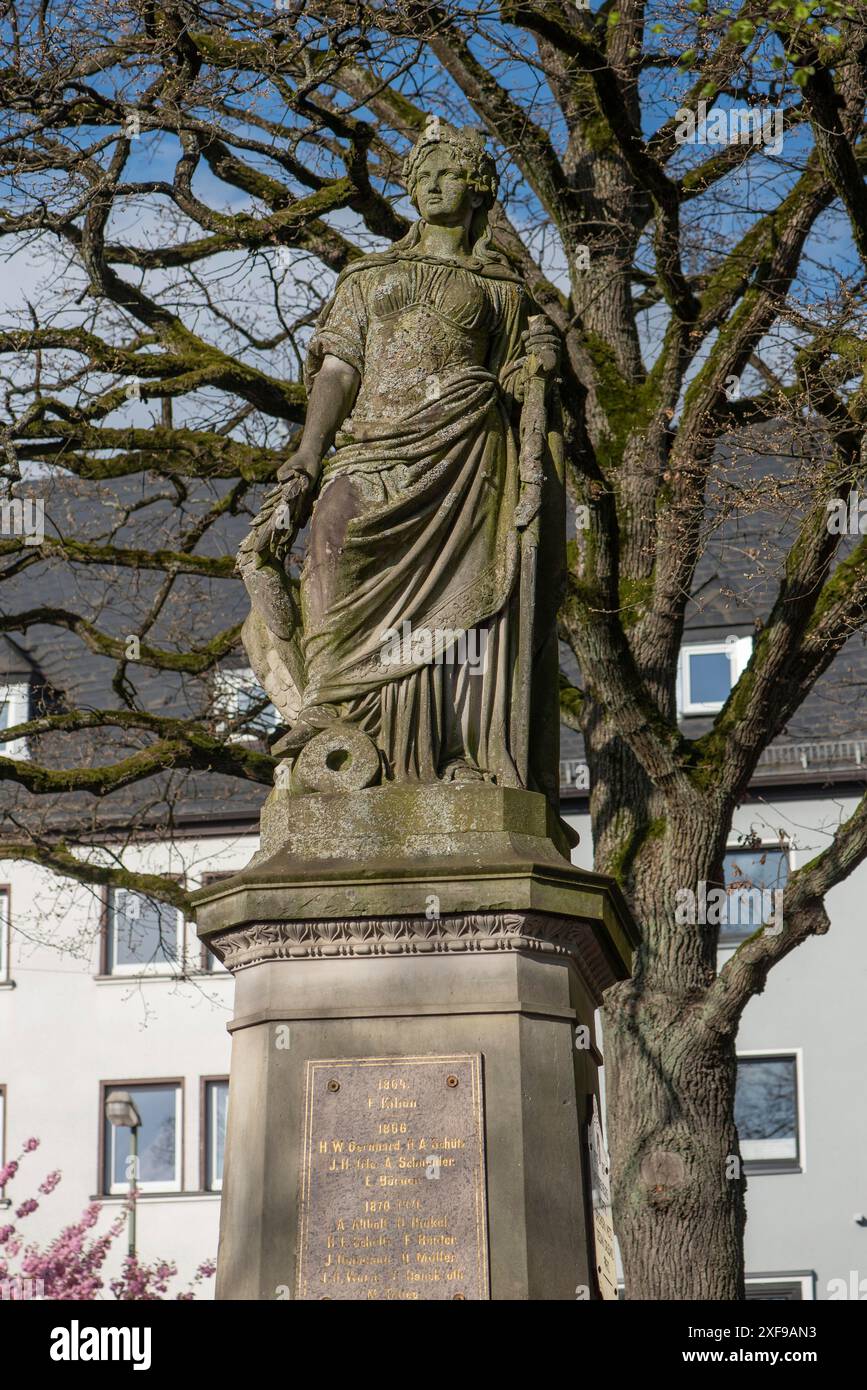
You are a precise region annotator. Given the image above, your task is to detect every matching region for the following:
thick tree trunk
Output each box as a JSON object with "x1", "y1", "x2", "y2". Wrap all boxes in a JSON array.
[
  {"x1": 604, "y1": 981, "x2": 746, "y2": 1299},
  {"x1": 587, "y1": 740, "x2": 747, "y2": 1299}
]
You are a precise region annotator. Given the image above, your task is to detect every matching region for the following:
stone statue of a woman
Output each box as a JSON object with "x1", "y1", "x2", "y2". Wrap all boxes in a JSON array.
[{"x1": 237, "y1": 119, "x2": 563, "y2": 803}]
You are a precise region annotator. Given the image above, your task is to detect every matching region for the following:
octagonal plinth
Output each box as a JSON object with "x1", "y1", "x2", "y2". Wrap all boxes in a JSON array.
[{"x1": 191, "y1": 785, "x2": 637, "y2": 1301}]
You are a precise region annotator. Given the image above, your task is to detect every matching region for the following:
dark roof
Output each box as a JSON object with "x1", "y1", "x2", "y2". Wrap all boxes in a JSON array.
[
  {"x1": 2, "y1": 437, "x2": 865, "y2": 837},
  {"x1": 560, "y1": 428, "x2": 867, "y2": 798},
  {"x1": 0, "y1": 634, "x2": 41, "y2": 680},
  {"x1": 1, "y1": 473, "x2": 271, "y2": 837}
]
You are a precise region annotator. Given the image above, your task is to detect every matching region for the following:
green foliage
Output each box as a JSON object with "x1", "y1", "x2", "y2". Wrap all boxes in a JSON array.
[{"x1": 727, "y1": 20, "x2": 756, "y2": 45}]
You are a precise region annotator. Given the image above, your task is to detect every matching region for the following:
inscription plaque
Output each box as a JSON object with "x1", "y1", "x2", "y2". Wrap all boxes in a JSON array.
[{"x1": 296, "y1": 1054, "x2": 489, "y2": 1300}]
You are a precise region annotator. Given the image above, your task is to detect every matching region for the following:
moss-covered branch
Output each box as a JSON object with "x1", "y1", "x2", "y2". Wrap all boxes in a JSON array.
[
  {"x1": 0, "y1": 715, "x2": 273, "y2": 794},
  {"x1": 0, "y1": 537, "x2": 236, "y2": 577},
  {"x1": 0, "y1": 839, "x2": 193, "y2": 914},
  {"x1": 0, "y1": 609, "x2": 242, "y2": 673}
]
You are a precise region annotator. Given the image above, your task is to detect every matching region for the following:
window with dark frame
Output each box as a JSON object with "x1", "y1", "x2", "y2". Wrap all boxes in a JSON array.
[
  {"x1": 735, "y1": 1055, "x2": 800, "y2": 1172},
  {"x1": 720, "y1": 847, "x2": 790, "y2": 941},
  {"x1": 745, "y1": 1281, "x2": 805, "y2": 1300},
  {"x1": 199, "y1": 873, "x2": 234, "y2": 972},
  {"x1": 101, "y1": 1081, "x2": 182, "y2": 1194},
  {"x1": 203, "y1": 1078, "x2": 229, "y2": 1191}
]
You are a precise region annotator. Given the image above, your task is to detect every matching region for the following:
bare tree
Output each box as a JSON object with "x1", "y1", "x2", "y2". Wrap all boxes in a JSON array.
[{"x1": 1, "y1": 0, "x2": 866, "y2": 1298}]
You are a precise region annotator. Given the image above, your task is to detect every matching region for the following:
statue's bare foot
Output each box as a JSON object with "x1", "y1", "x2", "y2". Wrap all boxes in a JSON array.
[{"x1": 440, "y1": 759, "x2": 488, "y2": 784}]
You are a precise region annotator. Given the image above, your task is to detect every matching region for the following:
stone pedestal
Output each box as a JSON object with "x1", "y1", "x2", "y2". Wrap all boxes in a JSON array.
[{"x1": 192, "y1": 783, "x2": 636, "y2": 1301}]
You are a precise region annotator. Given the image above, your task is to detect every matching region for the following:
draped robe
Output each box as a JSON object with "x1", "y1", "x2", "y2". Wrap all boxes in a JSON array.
[{"x1": 295, "y1": 249, "x2": 530, "y2": 785}]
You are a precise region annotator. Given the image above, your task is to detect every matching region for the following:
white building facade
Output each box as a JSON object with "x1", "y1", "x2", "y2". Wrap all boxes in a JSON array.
[
  {"x1": 564, "y1": 772, "x2": 867, "y2": 1301},
  {"x1": 0, "y1": 831, "x2": 252, "y2": 1294},
  {"x1": 1, "y1": 764, "x2": 865, "y2": 1298}
]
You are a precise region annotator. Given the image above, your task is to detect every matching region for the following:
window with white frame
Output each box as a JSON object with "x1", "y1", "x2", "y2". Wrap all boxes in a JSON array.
[
  {"x1": 0, "y1": 1085, "x2": 6, "y2": 1179},
  {"x1": 204, "y1": 1079, "x2": 228, "y2": 1191},
  {"x1": 102, "y1": 1082, "x2": 181, "y2": 1194},
  {"x1": 719, "y1": 846, "x2": 790, "y2": 942},
  {"x1": 213, "y1": 667, "x2": 279, "y2": 740},
  {"x1": 677, "y1": 638, "x2": 752, "y2": 715},
  {"x1": 0, "y1": 887, "x2": 8, "y2": 982},
  {"x1": 735, "y1": 1054, "x2": 801, "y2": 1172},
  {"x1": 105, "y1": 888, "x2": 181, "y2": 974},
  {"x1": 0, "y1": 683, "x2": 30, "y2": 759}
]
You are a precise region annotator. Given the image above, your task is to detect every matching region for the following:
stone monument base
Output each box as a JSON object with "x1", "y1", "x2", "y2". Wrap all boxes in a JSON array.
[{"x1": 192, "y1": 783, "x2": 636, "y2": 1301}]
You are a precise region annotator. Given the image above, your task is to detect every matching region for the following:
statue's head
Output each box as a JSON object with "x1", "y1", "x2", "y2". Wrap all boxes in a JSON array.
[{"x1": 404, "y1": 119, "x2": 498, "y2": 223}]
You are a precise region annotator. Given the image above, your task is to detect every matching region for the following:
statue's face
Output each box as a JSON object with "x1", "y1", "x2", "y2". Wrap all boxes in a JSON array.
[{"x1": 413, "y1": 144, "x2": 481, "y2": 226}]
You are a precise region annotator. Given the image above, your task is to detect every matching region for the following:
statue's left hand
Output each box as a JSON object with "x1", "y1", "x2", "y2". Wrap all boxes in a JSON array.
[
  {"x1": 269, "y1": 470, "x2": 314, "y2": 558},
  {"x1": 237, "y1": 471, "x2": 314, "y2": 570}
]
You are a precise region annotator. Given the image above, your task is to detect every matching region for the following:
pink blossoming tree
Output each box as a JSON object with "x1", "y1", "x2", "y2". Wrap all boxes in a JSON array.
[{"x1": 0, "y1": 1140, "x2": 215, "y2": 1300}]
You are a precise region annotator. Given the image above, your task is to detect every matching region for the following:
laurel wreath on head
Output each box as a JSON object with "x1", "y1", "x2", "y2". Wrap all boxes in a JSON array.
[{"x1": 403, "y1": 118, "x2": 498, "y2": 208}]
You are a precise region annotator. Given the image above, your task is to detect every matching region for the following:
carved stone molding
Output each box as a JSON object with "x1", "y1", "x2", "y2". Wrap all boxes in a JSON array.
[{"x1": 207, "y1": 911, "x2": 615, "y2": 999}]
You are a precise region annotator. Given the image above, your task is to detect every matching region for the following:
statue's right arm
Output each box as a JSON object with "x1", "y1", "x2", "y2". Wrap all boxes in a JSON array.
[
  {"x1": 239, "y1": 355, "x2": 360, "y2": 571},
  {"x1": 280, "y1": 354, "x2": 360, "y2": 485}
]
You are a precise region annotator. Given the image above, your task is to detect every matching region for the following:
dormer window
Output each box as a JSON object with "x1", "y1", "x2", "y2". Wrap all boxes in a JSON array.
[
  {"x1": 213, "y1": 667, "x2": 279, "y2": 741},
  {"x1": 0, "y1": 636, "x2": 38, "y2": 760},
  {"x1": 677, "y1": 638, "x2": 752, "y2": 716},
  {"x1": 0, "y1": 682, "x2": 30, "y2": 760}
]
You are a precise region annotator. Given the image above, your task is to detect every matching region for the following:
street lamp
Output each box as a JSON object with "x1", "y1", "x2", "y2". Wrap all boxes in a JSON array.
[{"x1": 105, "y1": 1090, "x2": 142, "y2": 1258}]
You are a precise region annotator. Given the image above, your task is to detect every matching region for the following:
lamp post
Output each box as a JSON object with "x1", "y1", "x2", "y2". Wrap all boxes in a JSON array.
[{"x1": 105, "y1": 1090, "x2": 142, "y2": 1258}]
